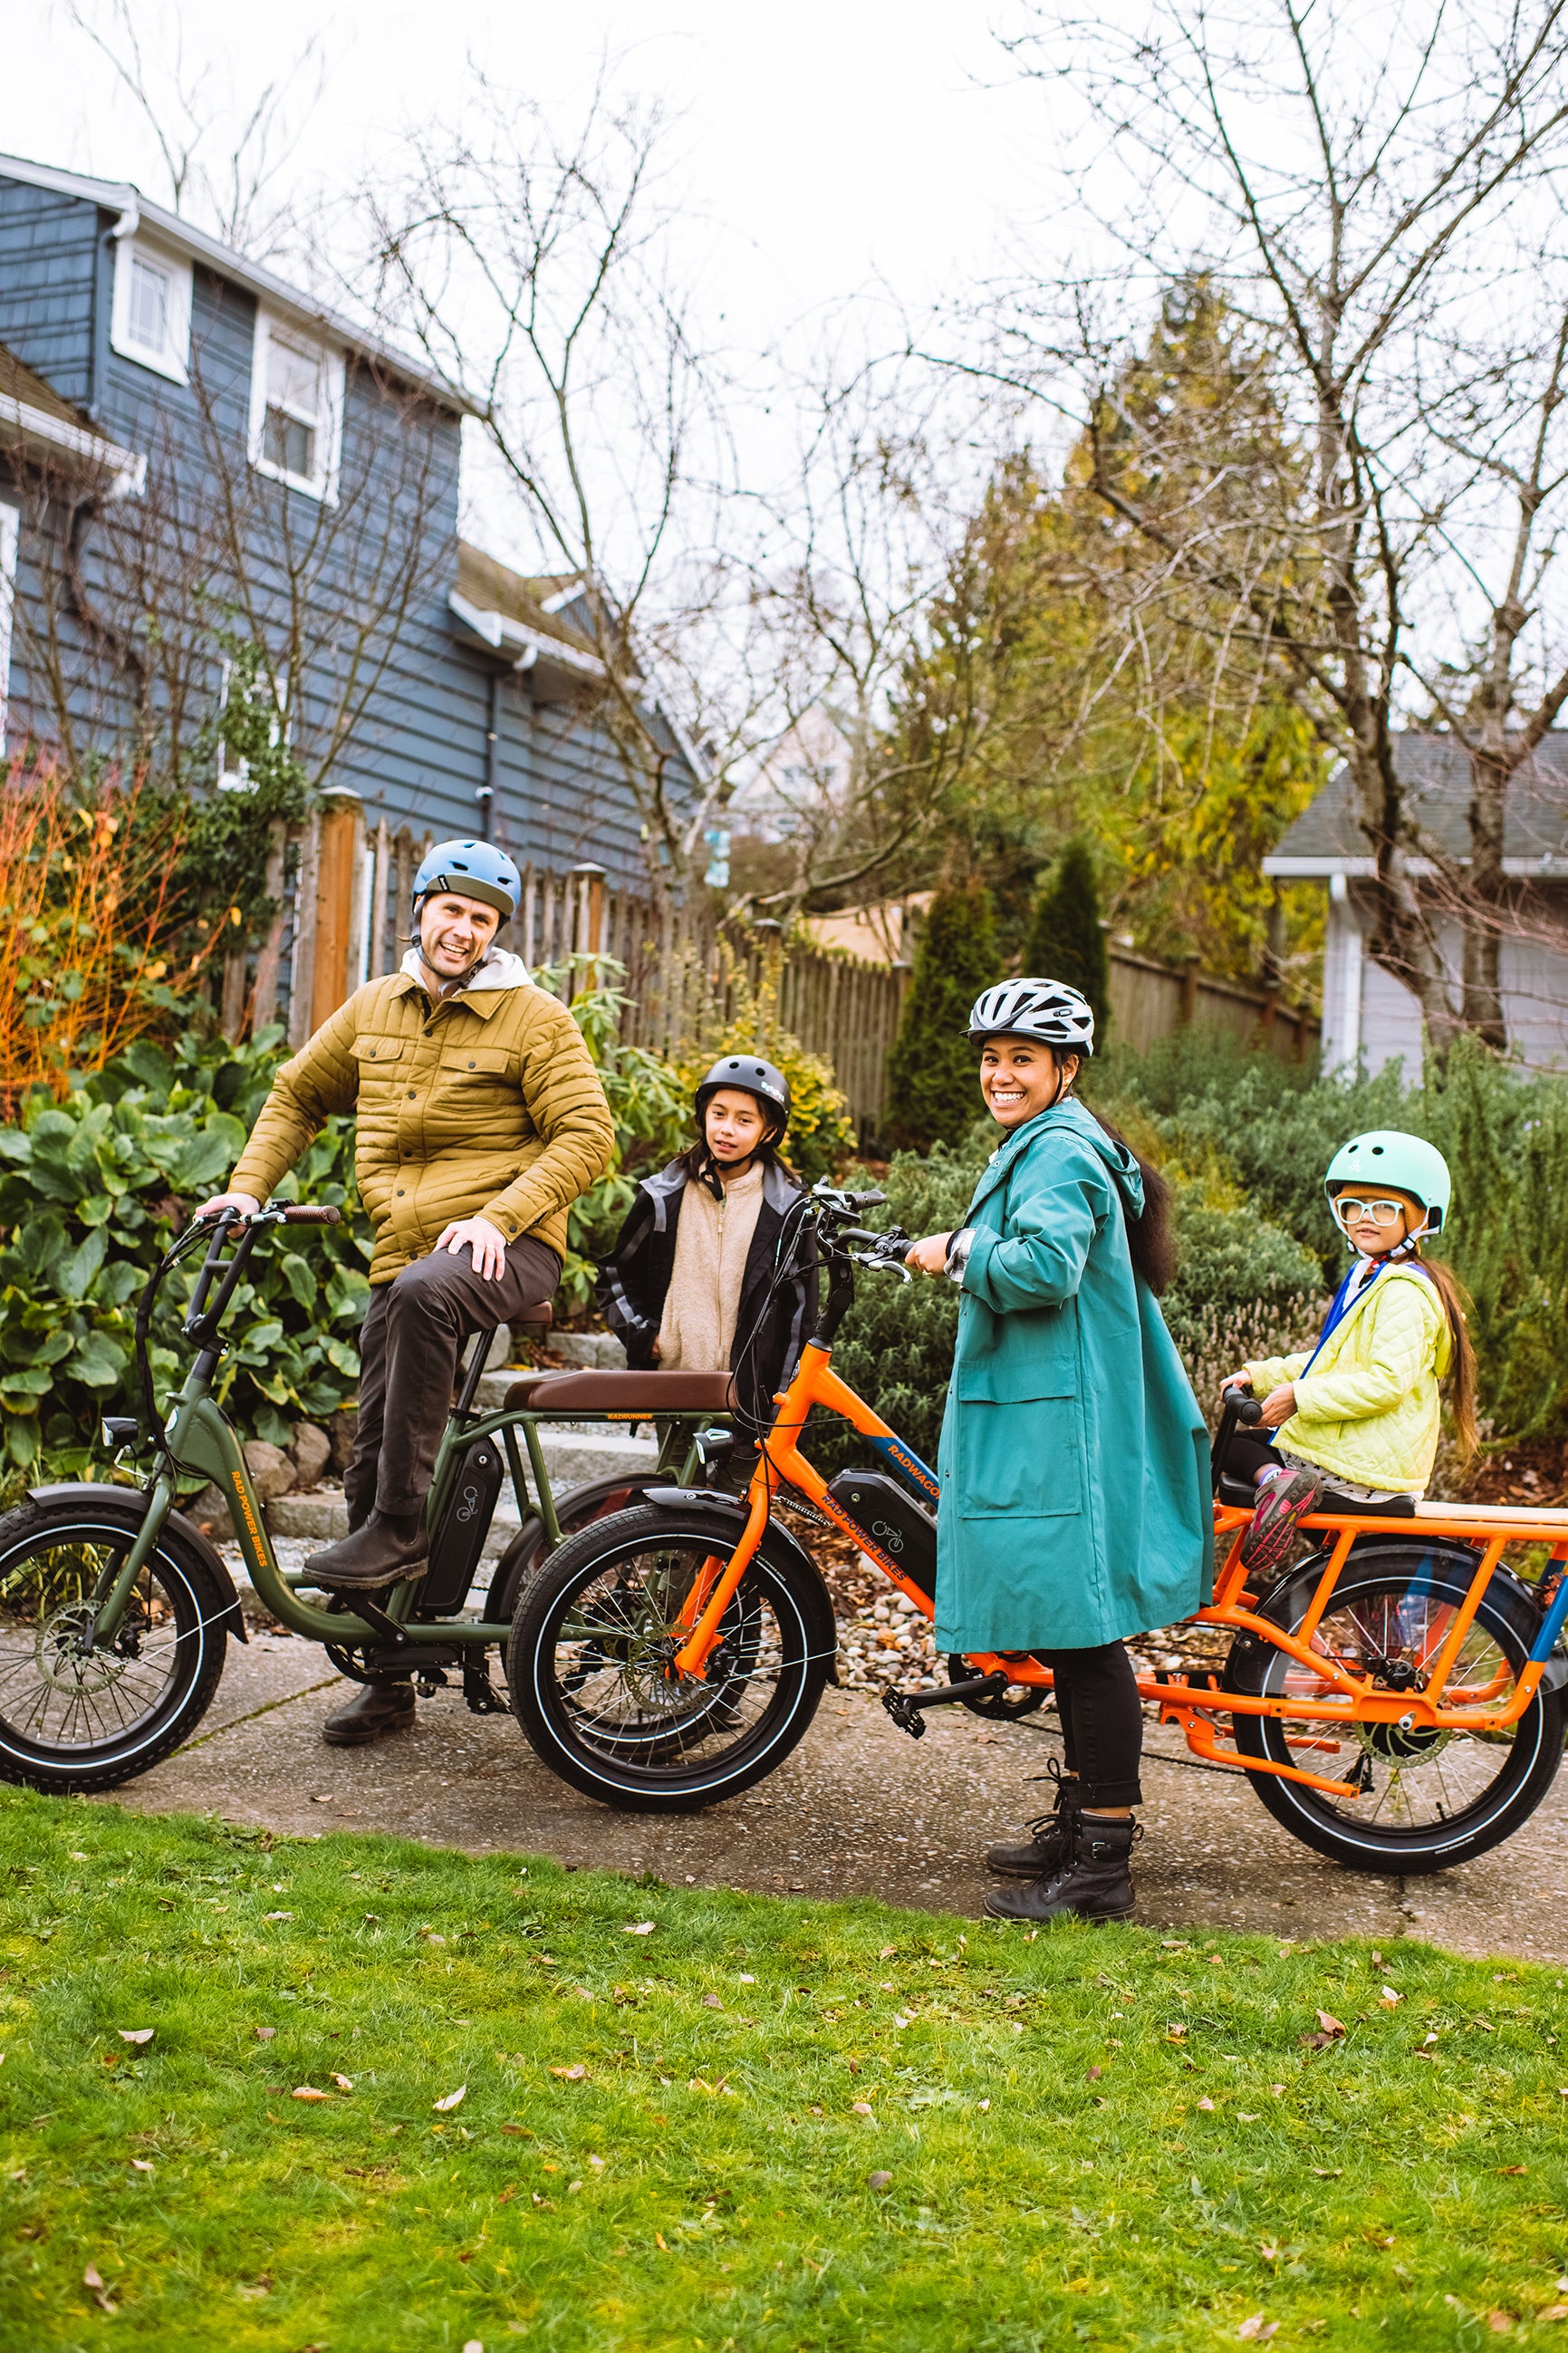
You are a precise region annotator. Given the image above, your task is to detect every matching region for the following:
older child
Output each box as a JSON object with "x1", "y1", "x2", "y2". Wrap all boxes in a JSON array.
[
  {"x1": 598, "y1": 1055, "x2": 815, "y2": 1426},
  {"x1": 1224, "y1": 1131, "x2": 1477, "y2": 1575},
  {"x1": 904, "y1": 978, "x2": 1212, "y2": 1925}
]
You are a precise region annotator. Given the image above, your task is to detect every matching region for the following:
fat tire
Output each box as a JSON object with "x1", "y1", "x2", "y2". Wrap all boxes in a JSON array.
[
  {"x1": 0, "y1": 1500, "x2": 230, "y2": 1793},
  {"x1": 1226, "y1": 1545, "x2": 1564, "y2": 1874},
  {"x1": 507, "y1": 1503, "x2": 832, "y2": 1813}
]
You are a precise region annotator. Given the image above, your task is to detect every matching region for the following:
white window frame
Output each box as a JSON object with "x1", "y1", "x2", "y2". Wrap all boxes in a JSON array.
[
  {"x1": 247, "y1": 310, "x2": 343, "y2": 505},
  {"x1": 110, "y1": 234, "x2": 192, "y2": 386},
  {"x1": 0, "y1": 501, "x2": 17, "y2": 751}
]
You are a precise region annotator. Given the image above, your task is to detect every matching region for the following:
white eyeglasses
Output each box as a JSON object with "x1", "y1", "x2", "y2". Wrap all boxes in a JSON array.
[{"x1": 1333, "y1": 1197, "x2": 1409, "y2": 1227}]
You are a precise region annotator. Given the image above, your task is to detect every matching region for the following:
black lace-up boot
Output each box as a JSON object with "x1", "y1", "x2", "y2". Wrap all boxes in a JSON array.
[
  {"x1": 985, "y1": 1761, "x2": 1083, "y2": 1876},
  {"x1": 984, "y1": 1811, "x2": 1140, "y2": 1924}
]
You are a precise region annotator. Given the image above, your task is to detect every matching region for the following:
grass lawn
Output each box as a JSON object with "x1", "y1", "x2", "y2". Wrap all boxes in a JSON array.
[{"x1": 1, "y1": 1793, "x2": 1565, "y2": 2350}]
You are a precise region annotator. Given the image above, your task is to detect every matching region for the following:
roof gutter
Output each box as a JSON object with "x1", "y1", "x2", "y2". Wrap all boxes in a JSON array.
[
  {"x1": 447, "y1": 589, "x2": 603, "y2": 680},
  {"x1": 0, "y1": 393, "x2": 144, "y2": 497}
]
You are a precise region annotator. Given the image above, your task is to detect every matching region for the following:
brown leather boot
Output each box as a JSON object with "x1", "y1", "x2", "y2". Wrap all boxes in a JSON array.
[
  {"x1": 305, "y1": 1509, "x2": 428, "y2": 1590},
  {"x1": 322, "y1": 1681, "x2": 416, "y2": 1747}
]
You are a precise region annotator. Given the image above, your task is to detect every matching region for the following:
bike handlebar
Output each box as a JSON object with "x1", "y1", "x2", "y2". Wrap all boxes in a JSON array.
[{"x1": 281, "y1": 1205, "x2": 343, "y2": 1225}]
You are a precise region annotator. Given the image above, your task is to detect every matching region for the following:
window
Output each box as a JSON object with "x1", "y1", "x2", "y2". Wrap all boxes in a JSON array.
[
  {"x1": 0, "y1": 502, "x2": 17, "y2": 752},
  {"x1": 248, "y1": 312, "x2": 342, "y2": 502},
  {"x1": 110, "y1": 236, "x2": 191, "y2": 384}
]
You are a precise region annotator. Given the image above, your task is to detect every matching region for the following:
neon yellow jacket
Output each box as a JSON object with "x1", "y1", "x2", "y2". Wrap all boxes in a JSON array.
[{"x1": 1244, "y1": 1263, "x2": 1452, "y2": 1496}]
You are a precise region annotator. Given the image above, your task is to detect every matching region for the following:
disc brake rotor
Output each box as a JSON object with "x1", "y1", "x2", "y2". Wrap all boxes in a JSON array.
[{"x1": 34, "y1": 1603, "x2": 140, "y2": 1698}]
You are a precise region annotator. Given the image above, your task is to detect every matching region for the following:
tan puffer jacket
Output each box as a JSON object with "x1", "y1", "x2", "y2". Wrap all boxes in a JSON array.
[{"x1": 229, "y1": 954, "x2": 613, "y2": 1283}]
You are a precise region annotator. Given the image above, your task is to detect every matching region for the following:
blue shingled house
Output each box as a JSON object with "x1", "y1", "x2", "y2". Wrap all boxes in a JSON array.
[{"x1": 0, "y1": 152, "x2": 692, "y2": 1028}]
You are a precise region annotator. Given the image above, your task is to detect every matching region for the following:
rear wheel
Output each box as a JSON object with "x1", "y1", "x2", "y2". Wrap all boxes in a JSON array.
[
  {"x1": 507, "y1": 1504, "x2": 832, "y2": 1811},
  {"x1": 1226, "y1": 1544, "x2": 1564, "y2": 1873},
  {"x1": 0, "y1": 1501, "x2": 229, "y2": 1791}
]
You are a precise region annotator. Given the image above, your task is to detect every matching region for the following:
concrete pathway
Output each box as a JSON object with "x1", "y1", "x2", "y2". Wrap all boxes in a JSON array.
[{"x1": 104, "y1": 1629, "x2": 1568, "y2": 1964}]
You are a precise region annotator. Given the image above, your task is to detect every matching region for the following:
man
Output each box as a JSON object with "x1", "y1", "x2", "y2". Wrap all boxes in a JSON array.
[{"x1": 198, "y1": 837, "x2": 613, "y2": 1745}]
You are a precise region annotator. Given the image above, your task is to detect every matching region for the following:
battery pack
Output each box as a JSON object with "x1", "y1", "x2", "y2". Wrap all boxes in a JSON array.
[
  {"x1": 823, "y1": 1468, "x2": 937, "y2": 1600},
  {"x1": 422, "y1": 1438, "x2": 505, "y2": 1615}
]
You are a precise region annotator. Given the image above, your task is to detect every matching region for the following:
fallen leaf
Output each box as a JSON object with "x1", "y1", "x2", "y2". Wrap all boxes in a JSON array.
[
  {"x1": 332, "y1": 2074, "x2": 353, "y2": 2092},
  {"x1": 851, "y1": 2100, "x2": 875, "y2": 2116},
  {"x1": 1236, "y1": 2319, "x2": 1278, "y2": 2342},
  {"x1": 1270, "y1": 2085, "x2": 1284, "y2": 2097},
  {"x1": 550, "y1": 2065, "x2": 587, "y2": 2081},
  {"x1": 1315, "y1": 2010, "x2": 1347, "y2": 2038},
  {"x1": 1167, "y1": 2024, "x2": 1188, "y2": 2040},
  {"x1": 1536, "y1": 2307, "x2": 1568, "y2": 2323},
  {"x1": 1209, "y1": 1953, "x2": 1226, "y2": 1967},
  {"x1": 1197, "y1": 2097, "x2": 1216, "y2": 2112},
  {"x1": 118, "y1": 2028, "x2": 154, "y2": 2046},
  {"x1": 622, "y1": 1922, "x2": 656, "y2": 1936},
  {"x1": 879, "y1": 1945, "x2": 897, "y2": 1959},
  {"x1": 500, "y1": 2123, "x2": 528, "y2": 2136},
  {"x1": 130, "y1": 2157, "x2": 154, "y2": 2174},
  {"x1": 1489, "y1": 2315, "x2": 1517, "y2": 2334},
  {"x1": 254, "y1": 2027, "x2": 276, "y2": 2042},
  {"x1": 1379, "y1": 1985, "x2": 1402, "y2": 2007},
  {"x1": 655, "y1": 2231, "x2": 669, "y2": 2250},
  {"x1": 262, "y1": 1911, "x2": 293, "y2": 1923},
  {"x1": 292, "y1": 2086, "x2": 329, "y2": 2102},
  {"x1": 1085, "y1": 2066, "x2": 1102, "y2": 2081},
  {"x1": 867, "y1": 2170, "x2": 892, "y2": 2192},
  {"x1": 433, "y1": 2085, "x2": 467, "y2": 2111},
  {"x1": 1237, "y1": 2112, "x2": 1262, "y2": 2122},
  {"x1": 977, "y1": 2097, "x2": 991, "y2": 2111},
  {"x1": 702, "y1": 1993, "x2": 724, "y2": 2010},
  {"x1": 82, "y1": 2264, "x2": 116, "y2": 2313},
  {"x1": 1313, "y1": 2168, "x2": 1342, "y2": 2178}
]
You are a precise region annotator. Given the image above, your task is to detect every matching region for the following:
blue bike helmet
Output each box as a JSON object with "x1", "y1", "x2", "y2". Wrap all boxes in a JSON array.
[{"x1": 412, "y1": 839, "x2": 521, "y2": 921}]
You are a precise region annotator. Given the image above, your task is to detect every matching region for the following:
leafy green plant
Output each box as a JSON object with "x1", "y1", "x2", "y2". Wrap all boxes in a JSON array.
[{"x1": 0, "y1": 1030, "x2": 371, "y2": 1473}]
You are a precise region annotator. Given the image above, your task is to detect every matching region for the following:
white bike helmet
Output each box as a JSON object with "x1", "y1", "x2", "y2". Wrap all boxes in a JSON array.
[{"x1": 968, "y1": 978, "x2": 1096, "y2": 1056}]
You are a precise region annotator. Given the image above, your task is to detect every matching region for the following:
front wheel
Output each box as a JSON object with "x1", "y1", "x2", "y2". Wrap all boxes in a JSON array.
[
  {"x1": 1225, "y1": 1544, "x2": 1565, "y2": 1874},
  {"x1": 507, "y1": 1504, "x2": 834, "y2": 1812},
  {"x1": 0, "y1": 1500, "x2": 230, "y2": 1791}
]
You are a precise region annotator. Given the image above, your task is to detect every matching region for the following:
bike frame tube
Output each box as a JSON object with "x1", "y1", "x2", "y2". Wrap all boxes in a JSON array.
[{"x1": 668, "y1": 1332, "x2": 1568, "y2": 1768}]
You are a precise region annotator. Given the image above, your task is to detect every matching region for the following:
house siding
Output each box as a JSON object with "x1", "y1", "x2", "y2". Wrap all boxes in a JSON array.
[{"x1": 0, "y1": 168, "x2": 674, "y2": 883}]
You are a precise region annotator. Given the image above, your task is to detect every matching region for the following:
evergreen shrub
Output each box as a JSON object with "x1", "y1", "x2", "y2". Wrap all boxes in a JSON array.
[
  {"x1": 1024, "y1": 840, "x2": 1111, "y2": 1043},
  {"x1": 885, "y1": 878, "x2": 1001, "y2": 1151}
]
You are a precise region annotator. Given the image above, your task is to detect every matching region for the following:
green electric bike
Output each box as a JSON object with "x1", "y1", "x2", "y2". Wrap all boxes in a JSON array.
[{"x1": 0, "y1": 1205, "x2": 735, "y2": 1792}]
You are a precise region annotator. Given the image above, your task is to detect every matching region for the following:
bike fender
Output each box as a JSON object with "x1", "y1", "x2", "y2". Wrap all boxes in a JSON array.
[
  {"x1": 641, "y1": 1486, "x2": 840, "y2": 1684},
  {"x1": 24, "y1": 1481, "x2": 249, "y2": 1644}
]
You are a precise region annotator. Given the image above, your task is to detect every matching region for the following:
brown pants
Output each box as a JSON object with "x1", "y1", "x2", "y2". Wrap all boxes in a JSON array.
[{"x1": 343, "y1": 1236, "x2": 561, "y2": 1523}]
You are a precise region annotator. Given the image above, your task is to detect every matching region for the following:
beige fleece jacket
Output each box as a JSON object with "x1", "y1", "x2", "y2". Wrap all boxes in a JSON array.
[{"x1": 657, "y1": 1162, "x2": 765, "y2": 1370}]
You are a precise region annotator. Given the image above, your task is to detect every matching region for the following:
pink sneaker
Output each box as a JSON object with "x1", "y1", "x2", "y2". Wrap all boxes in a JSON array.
[{"x1": 1240, "y1": 1469, "x2": 1324, "y2": 1577}]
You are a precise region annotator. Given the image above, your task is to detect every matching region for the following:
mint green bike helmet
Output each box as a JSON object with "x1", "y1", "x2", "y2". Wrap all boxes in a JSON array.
[{"x1": 1324, "y1": 1131, "x2": 1452, "y2": 1236}]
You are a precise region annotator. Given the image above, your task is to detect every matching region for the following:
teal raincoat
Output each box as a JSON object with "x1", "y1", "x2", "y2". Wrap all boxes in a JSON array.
[{"x1": 934, "y1": 1097, "x2": 1212, "y2": 1653}]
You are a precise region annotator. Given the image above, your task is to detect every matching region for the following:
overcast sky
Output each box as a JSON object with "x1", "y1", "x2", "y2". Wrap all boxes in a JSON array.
[{"x1": 10, "y1": 2, "x2": 1060, "y2": 362}]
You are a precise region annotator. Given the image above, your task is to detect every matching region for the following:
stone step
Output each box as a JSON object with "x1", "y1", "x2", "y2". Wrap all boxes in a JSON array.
[{"x1": 267, "y1": 1426, "x2": 659, "y2": 1557}]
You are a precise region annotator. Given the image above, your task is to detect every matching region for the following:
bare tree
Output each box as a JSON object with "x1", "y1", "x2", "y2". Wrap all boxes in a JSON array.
[
  {"x1": 990, "y1": 0, "x2": 1568, "y2": 1052},
  {"x1": 62, "y1": 0, "x2": 331, "y2": 263},
  {"x1": 361, "y1": 74, "x2": 740, "y2": 911}
]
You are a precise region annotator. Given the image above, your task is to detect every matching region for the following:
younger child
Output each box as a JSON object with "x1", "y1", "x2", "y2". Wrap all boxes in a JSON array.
[
  {"x1": 1225, "y1": 1130, "x2": 1477, "y2": 1575},
  {"x1": 598, "y1": 1055, "x2": 815, "y2": 1426}
]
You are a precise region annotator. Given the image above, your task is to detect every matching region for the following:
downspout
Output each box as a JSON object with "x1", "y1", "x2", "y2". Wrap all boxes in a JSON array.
[{"x1": 478, "y1": 663, "x2": 502, "y2": 840}]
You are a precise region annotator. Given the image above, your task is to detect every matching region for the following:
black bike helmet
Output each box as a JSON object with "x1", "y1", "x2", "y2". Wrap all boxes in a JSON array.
[{"x1": 695, "y1": 1055, "x2": 792, "y2": 1133}]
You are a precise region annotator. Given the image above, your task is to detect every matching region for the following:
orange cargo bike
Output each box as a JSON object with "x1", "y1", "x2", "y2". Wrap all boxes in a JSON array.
[{"x1": 510, "y1": 1185, "x2": 1568, "y2": 1874}]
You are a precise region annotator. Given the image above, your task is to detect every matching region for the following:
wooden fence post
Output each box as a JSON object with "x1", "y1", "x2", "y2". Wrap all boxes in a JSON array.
[{"x1": 306, "y1": 792, "x2": 362, "y2": 1033}]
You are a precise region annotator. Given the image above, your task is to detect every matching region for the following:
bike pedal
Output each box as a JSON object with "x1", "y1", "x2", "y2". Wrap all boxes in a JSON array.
[{"x1": 880, "y1": 1689, "x2": 927, "y2": 1740}]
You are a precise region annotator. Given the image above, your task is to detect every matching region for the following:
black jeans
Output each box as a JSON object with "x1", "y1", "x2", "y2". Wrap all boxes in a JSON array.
[
  {"x1": 343, "y1": 1236, "x2": 561, "y2": 1523},
  {"x1": 1035, "y1": 1641, "x2": 1144, "y2": 1808}
]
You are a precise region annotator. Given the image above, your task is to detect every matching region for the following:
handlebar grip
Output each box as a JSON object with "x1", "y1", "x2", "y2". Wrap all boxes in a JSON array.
[
  {"x1": 1236, "y1": 1397, "x2": 1264, "y2": 1425},
  {"x1": 283, "y1": 1205, "x2": 343, "y2": 1225}
]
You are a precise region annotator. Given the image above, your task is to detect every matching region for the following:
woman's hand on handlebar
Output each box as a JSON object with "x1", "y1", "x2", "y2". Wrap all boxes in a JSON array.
[
  {"x1": 193, "y1": 1191, "x2": 261, "y2": 1223},
  {"x1": 905, "y1": 1231, "x2": 952, "y2": 1277}
]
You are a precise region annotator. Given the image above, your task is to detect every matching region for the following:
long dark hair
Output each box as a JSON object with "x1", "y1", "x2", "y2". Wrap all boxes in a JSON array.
[
  {"x1": 1407, "y1": 1248, "x2": 1479, "y2": 1458},
  {"x1": 1068, "y1": 1078, "x2": 1176, "y2": 1296}
]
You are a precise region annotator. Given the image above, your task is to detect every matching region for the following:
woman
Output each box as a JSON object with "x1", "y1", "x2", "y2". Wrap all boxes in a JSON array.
[
  {"x1": 905, "y1": 979, "x2": 1211, "y2": 1924},
  {"x1": 598, "y1": 1054, "x2": 816, "y2": 1428}
]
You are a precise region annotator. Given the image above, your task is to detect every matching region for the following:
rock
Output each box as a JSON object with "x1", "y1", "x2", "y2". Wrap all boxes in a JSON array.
[
  {"x1": 288, "y1": 1422, "x2": 332, "y2": 1490},
  {"x1": 327, "y1": 1408, "x2": 358, "y2": 1474},
  {"x1": 186, "y1": 1484, "x2": 233, "y2": 1543},
  {"x1": 242, "y1": 1441, "x2": 296, "y2": 1501}
]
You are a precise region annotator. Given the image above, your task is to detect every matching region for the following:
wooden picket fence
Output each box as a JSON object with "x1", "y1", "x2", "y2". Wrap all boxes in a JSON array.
[{"x1": 229, "y1": 800, "x2": 1316, "y2": 1143}]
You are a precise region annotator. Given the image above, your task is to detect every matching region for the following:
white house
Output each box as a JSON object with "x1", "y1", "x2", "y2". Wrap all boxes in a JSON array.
[{"x1": 1265, "y1": 732, "x2": 1568, "y2": 1078}]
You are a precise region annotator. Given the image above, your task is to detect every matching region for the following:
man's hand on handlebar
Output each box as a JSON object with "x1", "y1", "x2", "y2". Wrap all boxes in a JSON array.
[
  {"x1": 193, "y1": 1191, "x2": 262, "y2": 1222},
  {"x1": 905, "y1": 1231, "x2": 952, "y2": 1277}
]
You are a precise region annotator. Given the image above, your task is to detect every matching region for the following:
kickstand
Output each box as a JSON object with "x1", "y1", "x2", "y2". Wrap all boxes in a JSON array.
[
  {"x1": 463, "y1": 1659, "x2": 508, "y2": 1716},
  {"x1": 881, "y1": 1671, "x2": 1009, "y2": 1740}
]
